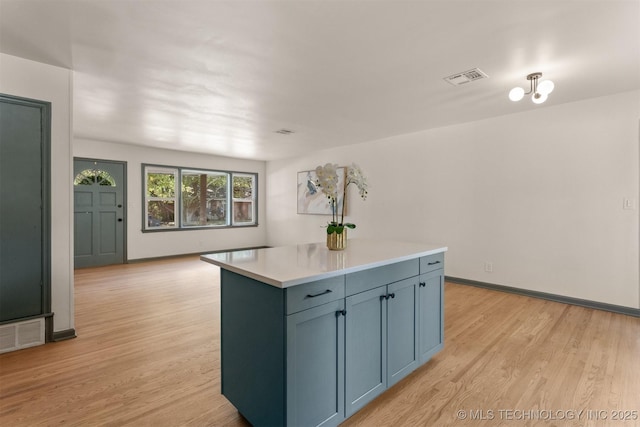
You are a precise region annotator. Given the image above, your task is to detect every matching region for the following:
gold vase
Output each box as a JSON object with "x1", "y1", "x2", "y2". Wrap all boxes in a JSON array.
[{"x1": 327, "y1": 229, "x2": 347, "y2": 251}]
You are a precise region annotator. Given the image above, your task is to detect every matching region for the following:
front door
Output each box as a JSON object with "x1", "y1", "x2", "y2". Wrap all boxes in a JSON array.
[{"x1": 73, "y1": 159, "x2": 126, "y2": 268}]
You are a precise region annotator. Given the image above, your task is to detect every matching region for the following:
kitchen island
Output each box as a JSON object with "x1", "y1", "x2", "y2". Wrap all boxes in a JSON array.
[{"x1": 201, "y1": 239, "x2": 447, "y2": 427}]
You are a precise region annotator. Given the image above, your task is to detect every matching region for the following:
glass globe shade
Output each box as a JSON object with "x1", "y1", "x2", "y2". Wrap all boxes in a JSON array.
[
  {"x1": 509, "y1": 87, "x2": 525, "y2": 101},
  {"x1": 532, "y1": 92, "x2": 548, "y2": 104},
  {"x1": 537, "y1": 80, "x2": 554, "y2": 95}
]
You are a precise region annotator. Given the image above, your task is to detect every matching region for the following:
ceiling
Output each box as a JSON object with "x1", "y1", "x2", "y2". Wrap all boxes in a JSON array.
[{"x1": 1, "y1": 1, "x2": 639, "y2": 161}]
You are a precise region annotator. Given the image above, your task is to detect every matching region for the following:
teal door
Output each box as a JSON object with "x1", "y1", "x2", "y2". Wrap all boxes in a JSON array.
[
  {"x1": 73, "y1": 159, "x2": 126, "y2": 268},
  {"x1": 0, "y1": 94, "x2": 51, "y2": 322}
]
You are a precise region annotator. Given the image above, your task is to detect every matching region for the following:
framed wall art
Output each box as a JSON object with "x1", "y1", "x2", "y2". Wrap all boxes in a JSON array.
[{"x1": 297, "y1": 168, "x2": 346, "y2": 215}]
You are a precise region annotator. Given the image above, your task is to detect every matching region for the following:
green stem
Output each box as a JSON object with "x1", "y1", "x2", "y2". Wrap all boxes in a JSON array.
[
  {"x1": 333, "y1": 197, "x2": 336, "y2": 224},
  {"x1": 341, "y1": 180, "x2": 348, "y2": 225}
]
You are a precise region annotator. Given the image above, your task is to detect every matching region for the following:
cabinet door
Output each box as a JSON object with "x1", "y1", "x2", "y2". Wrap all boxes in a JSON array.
[
  {"x1": 387, "y1": 277, "x2": 419, "y2": 387},
  {"x1": 345, "y1": 286, "x2": 387, "y2": 417},
  {"x1": 286, "y1": 299, "x2": 345, "y2": 427},
  {"x1": 419, "y1": 269, "x2": 444, "y2": 364}
]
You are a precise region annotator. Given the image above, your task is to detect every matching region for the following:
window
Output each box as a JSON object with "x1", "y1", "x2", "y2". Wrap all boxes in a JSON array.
[
  {"x1": 181, "y1": 170, "x2": 228, "y2": 227},
  {"x1": 232, "y1": 173, "x2": 256, "y2": 225},
  {"x1": 143, "y1": 165, "x2": 257, "y2": 231},
  {"x1": 74, "y1": 169, "x2": 116, "y2": 186},
  {"x1": 145, "y1": 167, "x2": 178, "y2": 229}
]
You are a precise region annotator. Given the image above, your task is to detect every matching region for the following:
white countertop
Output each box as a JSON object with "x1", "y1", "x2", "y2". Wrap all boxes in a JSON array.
[{"x1": 200, "y1": 239, "x2": 447, "y2": 288}]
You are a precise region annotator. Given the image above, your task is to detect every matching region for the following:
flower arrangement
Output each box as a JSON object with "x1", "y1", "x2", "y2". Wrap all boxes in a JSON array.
[{"x1": 315, "y1": 163, "x2": 368, "y2": 235}]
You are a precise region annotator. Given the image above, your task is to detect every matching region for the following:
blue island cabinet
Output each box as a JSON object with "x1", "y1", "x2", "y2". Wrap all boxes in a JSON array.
[{"x1": 218, "y1": 253, "x2": 444, "y2": 427}]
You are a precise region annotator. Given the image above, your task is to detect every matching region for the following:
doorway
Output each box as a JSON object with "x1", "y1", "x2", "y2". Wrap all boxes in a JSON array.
[{"x1": 73, "y1": 158, "x2": 126, "y2": 268}]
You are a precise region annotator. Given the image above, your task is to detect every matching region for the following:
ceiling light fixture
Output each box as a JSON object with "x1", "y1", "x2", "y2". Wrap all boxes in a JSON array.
[{"x1": 509, "y1": 72, "x2": 554, "y2": 104}]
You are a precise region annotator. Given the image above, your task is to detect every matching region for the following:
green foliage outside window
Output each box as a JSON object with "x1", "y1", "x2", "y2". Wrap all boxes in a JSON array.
[
  {"x1": 146, "y1": 172, "x2": 176, "y2": 227},
  {"x1": 233, "y1": 176, "x2": 253, "y2": 199},
  {"x1": 147, "y1": 173, "x2": 175, "y2": 197},
  {"x1": 74, "y1": 169, "x2": 116, "y2": 186},
  {"x1": 182, "y1": 172, "x2": 228, "y2": 226}
]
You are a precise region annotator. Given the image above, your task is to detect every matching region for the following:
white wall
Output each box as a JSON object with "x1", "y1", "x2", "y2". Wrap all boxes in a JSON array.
[
  {"x1": 73, "y1": 139, "x2": 267, "y2": 260},
  {"x1": 0, "y1": 53, "x2": 74, "y2": 333},
  {"x1": 266, "y1": 91, "x2": 640, "y2": 309}
]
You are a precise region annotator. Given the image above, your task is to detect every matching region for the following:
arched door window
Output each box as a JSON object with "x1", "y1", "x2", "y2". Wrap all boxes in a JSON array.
[{"x1": 74, "y1": 169, "x2": 116, "y2": 186}]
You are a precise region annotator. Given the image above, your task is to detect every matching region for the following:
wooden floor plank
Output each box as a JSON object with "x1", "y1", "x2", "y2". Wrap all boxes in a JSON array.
[{"x1": 1, "y1": 256, "x2": 638, "y2": 426}]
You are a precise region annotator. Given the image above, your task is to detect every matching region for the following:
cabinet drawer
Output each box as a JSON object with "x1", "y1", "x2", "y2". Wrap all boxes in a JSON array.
[
  {"x1": 420, "y1": 252, "x2": 444, "y2": 274},
  {"x1": 346, "y1": 259, "x2": 419, "y2": 296},
  {"x1": 285, "y1": 276, "x2": 345, "y2": 315}
]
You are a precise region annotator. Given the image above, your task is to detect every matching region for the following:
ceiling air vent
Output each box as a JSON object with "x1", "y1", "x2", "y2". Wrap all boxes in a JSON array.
[
  {"x1": 275, "y1": 129, "x2": 294, "y2": 135},
  {"x1": 444, "y1": 68, "x2": 489, "y2": 86}
]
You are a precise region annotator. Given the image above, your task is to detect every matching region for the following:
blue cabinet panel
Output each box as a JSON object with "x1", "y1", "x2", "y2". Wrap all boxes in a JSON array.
[
  {"x1": 419, "y1": 252, "x2": 445, "y2": 274},
  {"x1": 285, "y1": 275, "x2": 345, "y2": 314},
  {"x1": 345, "y1": 286, "x2": 387, "y2": 416},
  {"x1": 419, "y1": 269, "x2": 444, "y2": 364},
  {"x1": 220, "y1": 269, "x2": 285, "y2": 426},
  {"x1": 387, "y1": 277, "x2": 419, "y2": 387},
  {"x1": 346, "y1": 259, "x2": 418, "y2": 296},
  {"x1": 287, "y1": 299, "x2": 345, "y2": 427}
]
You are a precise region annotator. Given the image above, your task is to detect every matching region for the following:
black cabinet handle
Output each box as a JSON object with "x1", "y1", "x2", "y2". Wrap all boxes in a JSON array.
[
  {"x1": 380, "y1": 295, "x2": 387, "y2": 301},
  {"x1": 335, "y1": 309, "x2": 346, "y2": 317},
  {"x1": 118, "y1": 218, "x2": 123, "y2": 222},
  {"x1": 306, "y1": 289, "x2": 332, "y2": 298},
  {"x1": 419, "y1": 282, "x2": 426, "y2": 287},
  {"x1": 389, "y1": 293, "x2": 395, "y2": 299},
  {"x1": 428, "y1": 261, "x2": 441, "y2": 265}
]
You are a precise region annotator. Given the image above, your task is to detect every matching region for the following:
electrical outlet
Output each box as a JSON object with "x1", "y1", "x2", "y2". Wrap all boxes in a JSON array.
[
  {"x1": 484, "y1": 262, "x2": 493, "y2": 273},
  {"x1": 623, "y1": 198, "x2": 636, "y2": 210}
]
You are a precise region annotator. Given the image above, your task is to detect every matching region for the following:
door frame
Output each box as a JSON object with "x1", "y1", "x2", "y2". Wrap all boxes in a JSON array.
[{"x1": 73, "y1": 157, "x2": 128, "y2": 266}]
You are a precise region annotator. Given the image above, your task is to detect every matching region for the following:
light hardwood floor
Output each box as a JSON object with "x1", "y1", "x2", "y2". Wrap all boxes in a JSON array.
[{"x1": 1, "y1": 256, "x2": 638, "y2": 426}]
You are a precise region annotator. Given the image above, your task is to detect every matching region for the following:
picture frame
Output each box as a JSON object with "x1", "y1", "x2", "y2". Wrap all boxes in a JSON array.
[{"x1": 297, "y1": 168, "x2": 346, "y2": 215}]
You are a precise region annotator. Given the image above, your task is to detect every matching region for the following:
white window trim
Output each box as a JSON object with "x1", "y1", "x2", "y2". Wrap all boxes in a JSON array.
[
  {"x1": 231, "y1": 173, "x2": 256, "y2": 226},
  {"x1": 144, "y1": 166, "x2": 178, "y2": 230}
]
